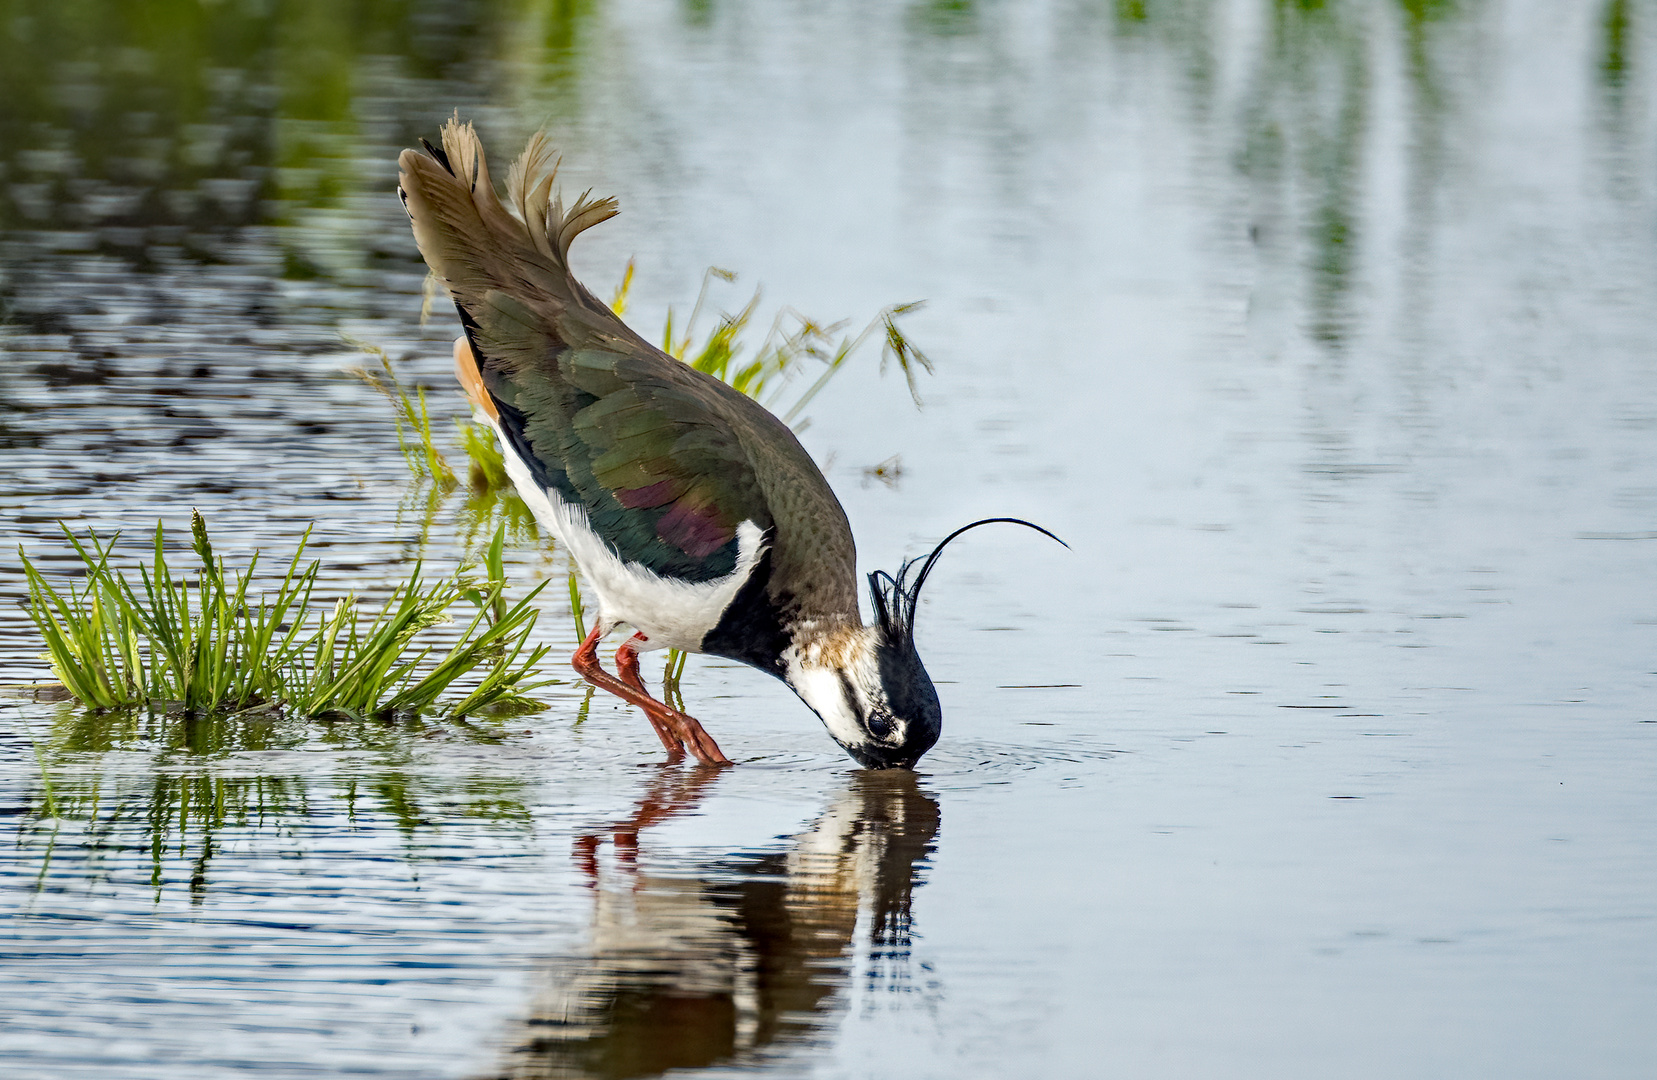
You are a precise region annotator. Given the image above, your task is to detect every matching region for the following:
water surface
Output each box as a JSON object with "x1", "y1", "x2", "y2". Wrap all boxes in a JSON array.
[{"x1": 3, "y1": 2, "x2": 1656, "y2": 1077}]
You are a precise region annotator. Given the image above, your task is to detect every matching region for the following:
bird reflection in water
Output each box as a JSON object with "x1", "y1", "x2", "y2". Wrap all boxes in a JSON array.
[{"x1": 487, "y1": 769, "x2": 941, "y2": 1079}]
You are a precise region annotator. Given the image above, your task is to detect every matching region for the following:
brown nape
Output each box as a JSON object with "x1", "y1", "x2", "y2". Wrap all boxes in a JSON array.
[{"x1": 452, "y1": 335, "x2": 499, "y2": 421}]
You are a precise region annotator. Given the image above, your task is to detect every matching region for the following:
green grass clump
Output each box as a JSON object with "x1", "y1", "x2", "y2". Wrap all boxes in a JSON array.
[
  {"x1": 20, "y1": 513, "x2": 552, "y2": 720},
  {"x1": 20, "y1": 511, "x2": 317, "y2": 712},
  {"x1": 649, "y1": 264, "x2": 933, "y2": 425},
  {"x1": 284, "y1": 528, "x2": 551, "y2": 718},
  {"x1": 349, "y1": 337, "x2": 458, "y2": 490},
  {"x1": 456, "y1": 413, "x2": 509, "y2": 490}
]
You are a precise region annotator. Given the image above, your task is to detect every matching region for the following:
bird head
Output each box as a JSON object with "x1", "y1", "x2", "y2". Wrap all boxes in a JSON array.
[{"x1": 786, "y1": 518, "x2": 1065, "y2": 770}]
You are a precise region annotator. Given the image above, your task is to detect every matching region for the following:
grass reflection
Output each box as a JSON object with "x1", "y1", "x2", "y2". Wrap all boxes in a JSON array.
[
  {"x1": 0, "y1": 0, "x2": 1513, "y2": 388},
  {"x1": 0, "y1": 0, "x2": 601, "y2": 270},
  {"x1": 1602, "y1": 0, "x2": 1633, "y2": 89},
  {"x1": 18, "y1": 698, "x2": 537, "y2": 898},
  {"x1": 1235, "y1": 0, "x2": 1375, "y2": 350},
  {"x1": 1100, "y1": 0, "x2": 1483, "y2": 351},
  {"x1": 0, "y1": 0, "x2": 275, "y2": 241},
  {"x1": 910, "y1": 0, "x2": 980, "y2": 37},
  {"x1": 1595, "y1": 0, "x2": 1642, "y2": 197}
]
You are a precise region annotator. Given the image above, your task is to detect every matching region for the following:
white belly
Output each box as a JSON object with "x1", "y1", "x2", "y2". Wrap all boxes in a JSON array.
[{"x1": 494, "y1": 419, "x2": 767, "y2": 653}]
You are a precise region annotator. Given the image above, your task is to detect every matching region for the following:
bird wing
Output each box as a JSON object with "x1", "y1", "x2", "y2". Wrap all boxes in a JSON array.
[
  {"x1": 397, "y1": 119, "x2": 831, "y2": 587},
  {"x1": 486, "y1": 334, "x2": 771, "y2": 582}
]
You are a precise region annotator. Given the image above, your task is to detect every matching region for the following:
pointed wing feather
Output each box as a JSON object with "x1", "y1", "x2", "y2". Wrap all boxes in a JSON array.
[{"x1": 399, "y1": 119, "x2": 855, "y2": 605}]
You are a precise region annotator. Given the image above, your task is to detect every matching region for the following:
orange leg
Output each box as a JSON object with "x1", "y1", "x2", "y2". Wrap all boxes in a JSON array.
[
  {"x1": 571, "y1": 624, "x2": 732, "y2": 766},
  {"x1": 573, "y1": 763, "x2": 725, "y2": 882},
  {"x1": 613, "y1": 635, "x2": 683, "y2": 756}
]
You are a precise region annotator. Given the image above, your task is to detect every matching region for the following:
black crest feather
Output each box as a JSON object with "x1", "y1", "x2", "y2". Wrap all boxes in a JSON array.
[
  {"x1": 868, "y1": 517, "x2": 1067, "y2": 647},
  {"x1": 420, "y1": 137, "x2": 452, "y2": 175}
]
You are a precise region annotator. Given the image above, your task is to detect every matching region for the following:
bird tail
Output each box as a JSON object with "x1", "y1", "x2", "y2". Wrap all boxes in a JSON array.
[{"x1": 396, "y1": 115, "x2": 617, "y2": 320}]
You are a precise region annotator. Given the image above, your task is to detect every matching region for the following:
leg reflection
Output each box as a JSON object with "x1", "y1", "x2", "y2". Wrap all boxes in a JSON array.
[
  {"x1": 495, "y1": 771, "x2": 941, "y2": 1079},
  {"x1": 572, "y1": 765, "x2": 725, "y2": 879}
]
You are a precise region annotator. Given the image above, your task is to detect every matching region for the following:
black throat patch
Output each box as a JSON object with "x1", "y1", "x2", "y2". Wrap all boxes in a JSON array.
[{"x1": 699, "y1": 543, "x2": 790, "y2": 678}]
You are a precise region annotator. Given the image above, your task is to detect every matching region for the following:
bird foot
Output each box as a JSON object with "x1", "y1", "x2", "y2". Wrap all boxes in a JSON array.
[{"x1": 572, "y1": 625, "x2": 732, "y2": 766}]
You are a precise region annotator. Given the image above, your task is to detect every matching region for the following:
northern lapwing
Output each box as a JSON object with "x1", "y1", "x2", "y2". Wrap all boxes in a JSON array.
[{"x1": 397, "y1": 119, "x2": 1060, "y2": 768}]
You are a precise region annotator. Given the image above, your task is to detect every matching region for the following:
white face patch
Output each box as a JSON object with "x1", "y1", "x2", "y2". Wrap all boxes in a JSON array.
[
  {"x1": 491, "y1": 416, "x2": 767, "y2": 652},
  {"x1": 783, "y1": 628, "x2": 890, "y2": 750}
]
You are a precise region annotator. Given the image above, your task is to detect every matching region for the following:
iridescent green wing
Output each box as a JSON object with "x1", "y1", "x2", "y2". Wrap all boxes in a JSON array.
[{"x1": 482, "y1": 333, "x2": 776, "y2": 582}]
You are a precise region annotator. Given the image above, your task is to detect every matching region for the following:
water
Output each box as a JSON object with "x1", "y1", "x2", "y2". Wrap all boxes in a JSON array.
[{"x1": 3, "y1": 1, "x2": 1656, "y2": 1076}]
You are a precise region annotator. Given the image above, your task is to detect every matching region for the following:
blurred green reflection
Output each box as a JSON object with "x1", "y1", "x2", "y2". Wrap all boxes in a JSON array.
[
  {"x1": 0, "y1": 0, "x2": 599, "y2": 274},
  {"x1": 0, "y1": 0, "x2": 1507, "y2": 354},
  {"x1": 19, "y1": 699, "x2": 536, "y2": 897}
]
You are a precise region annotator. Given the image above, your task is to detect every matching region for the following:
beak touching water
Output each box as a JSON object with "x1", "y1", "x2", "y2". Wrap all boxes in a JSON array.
[{"x1": 786, "y1": 518, "x2": 1066, "y2": 770}]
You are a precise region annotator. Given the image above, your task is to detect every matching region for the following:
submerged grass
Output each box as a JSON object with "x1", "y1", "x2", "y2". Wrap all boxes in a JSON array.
[{"x1": 19, "y1": 513, "x2": 552, "y2": 720}]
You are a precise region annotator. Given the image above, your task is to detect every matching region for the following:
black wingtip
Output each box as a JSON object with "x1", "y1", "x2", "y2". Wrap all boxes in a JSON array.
[{"x1": 421, "y1": 138, "x2": 454, "y2": 175}]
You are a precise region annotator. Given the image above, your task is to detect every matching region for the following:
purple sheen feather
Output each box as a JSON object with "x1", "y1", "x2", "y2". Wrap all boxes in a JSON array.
[
  {"x1": 656, "y1": 500, "x2": 736, "y2": 558},
  {"x1": 614, "y1": 478, "x2": 683, "y2": 509}
]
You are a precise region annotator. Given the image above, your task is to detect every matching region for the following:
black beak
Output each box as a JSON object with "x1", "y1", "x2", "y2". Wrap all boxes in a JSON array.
[{"x1": 841, "y1": 743, "x2": 924, "y2": 770}]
